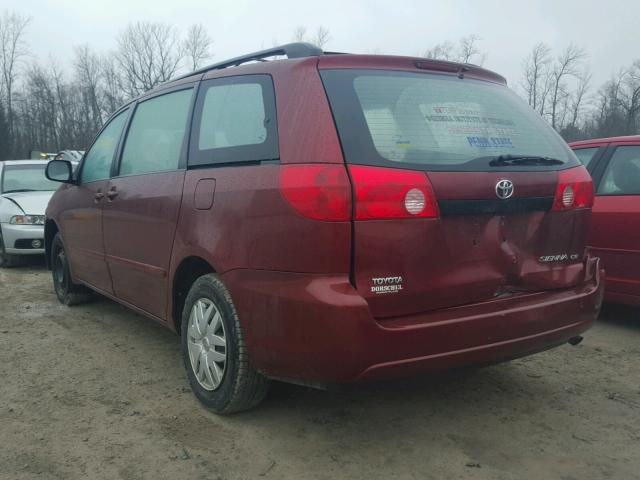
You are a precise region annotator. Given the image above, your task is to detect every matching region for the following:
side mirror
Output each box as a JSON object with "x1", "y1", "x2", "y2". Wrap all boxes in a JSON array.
[{"x1": 46, "y1": 160, "x2": 75, "y2": 184}]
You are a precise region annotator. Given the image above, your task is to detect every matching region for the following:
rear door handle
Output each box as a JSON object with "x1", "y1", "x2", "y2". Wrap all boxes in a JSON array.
[
  {"x1": 106, "y1": 188, "x2": 118, "y2": 200},
  {"x1": 94, "y1": 191, "x2": 104, "y2": 202}
]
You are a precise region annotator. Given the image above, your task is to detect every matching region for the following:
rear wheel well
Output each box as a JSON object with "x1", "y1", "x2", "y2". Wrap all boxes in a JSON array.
[
  {"x1": 172, "y1": 256, "x2": 215, "y2": 333},
  {"x1": 44, "y1": 220, "x2": 59, "y2": 270}
]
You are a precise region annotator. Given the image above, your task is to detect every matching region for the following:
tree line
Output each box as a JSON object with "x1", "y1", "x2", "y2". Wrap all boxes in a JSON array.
[
  {"x1": 0, "y1": 11, "x2": 638, "y2": 159},
  {"x1": 0, "y1": 12, "x2": 214, "y2": 158}
]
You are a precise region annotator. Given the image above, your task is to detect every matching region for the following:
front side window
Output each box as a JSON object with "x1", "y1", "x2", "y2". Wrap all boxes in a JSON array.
[
  {"x1": 189, "y1": 75, "x2": 278, "y2": 166},
  {"x1": 573, "y1": 147, "x2": 599, "y2": 168},
  {"x1": 1, "y1": 164, "x2": 59, "y2": 193},
  {"x1": 81, "y1": 110, "x2": 129, "y2": 183},
  {"x1": 598, "y1": 146, "x2": 640, "y2": 195},
  {"x1": 119, "y1": 88, "x2": 193, "y2": 176},
  {"x1": 321, "y1": 70, "x2": 579, "y2": 171}
]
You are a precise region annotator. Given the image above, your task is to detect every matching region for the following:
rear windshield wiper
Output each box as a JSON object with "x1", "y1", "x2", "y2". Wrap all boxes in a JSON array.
[
  {"x1": 2, "y1": 188, "x2": 37, "y2": 193},
  {"x1": 488, "y1": 155, "x2": 565, "y2": 167}
]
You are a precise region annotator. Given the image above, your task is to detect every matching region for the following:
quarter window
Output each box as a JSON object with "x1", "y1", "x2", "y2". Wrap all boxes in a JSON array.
[
  {"x1": 81, "y1": 110, "x2": 128, "y2": 183},
  {"x1": 573, "y1": 147, "x2": 599, "y2": 168},
  {"x1": 598, "y1": 146, "x2": 640, "y2": 195},
  {"x1": 199, "y1": 83, "x2": 266, "y2": 150},
  {"x1": 119, "y1": 89, "x2": 193, "y2": 176},
  {"x1": 189, "y1": 75, "x2": 279, "y2": 166}
]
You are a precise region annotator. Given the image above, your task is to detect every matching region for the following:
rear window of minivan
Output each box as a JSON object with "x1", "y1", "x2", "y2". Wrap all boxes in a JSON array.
[{"x1": 321, "y1": 70, "x2": 579, "y2": 171}]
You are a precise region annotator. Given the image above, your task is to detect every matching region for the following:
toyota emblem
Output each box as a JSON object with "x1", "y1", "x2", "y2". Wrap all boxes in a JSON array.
[{"x1": 495, "y1": 179, "x2": 514, "y2": 200}]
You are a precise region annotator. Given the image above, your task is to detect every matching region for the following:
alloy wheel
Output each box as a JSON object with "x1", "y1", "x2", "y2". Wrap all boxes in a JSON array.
[{"x1": 187, "y1": 298, "x2": 227, "y2": 391}]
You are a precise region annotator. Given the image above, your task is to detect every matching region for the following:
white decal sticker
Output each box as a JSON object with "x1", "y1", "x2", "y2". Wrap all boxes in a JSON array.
[{"x1": 370, "y1": 276, "x2": 404, "y2": 294}]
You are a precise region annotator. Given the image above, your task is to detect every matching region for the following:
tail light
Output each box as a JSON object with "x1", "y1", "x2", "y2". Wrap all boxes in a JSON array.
[
  {"x1": 349, "y1": 165, "x2": 439, "y2": 220},
  {"x1": 280, "y1": 164, "x2": 351, "y2": 221},
  {"x1": 552, "y1": 166, "x2": 594, "y2": 211}
]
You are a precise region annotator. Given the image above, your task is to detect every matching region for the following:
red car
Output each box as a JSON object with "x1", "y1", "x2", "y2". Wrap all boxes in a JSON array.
[
  {"x1": 44, "y1": 43, "x2": 603, "y2": 414},
  {"x1": 570, "y1": 136, "x2": 640, "y2": 306}
]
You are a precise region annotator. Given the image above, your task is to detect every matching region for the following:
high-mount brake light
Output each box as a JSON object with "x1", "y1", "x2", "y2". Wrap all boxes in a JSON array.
[
  {"x1": 552, "y1": 166, "x2": 594, "y2": 211},
  {"x1": 349, "y1": 165, "x2": 439, "y2": 220},
  {"x1": 280, "y1": 164, "x2": 351, "y2": 221}
]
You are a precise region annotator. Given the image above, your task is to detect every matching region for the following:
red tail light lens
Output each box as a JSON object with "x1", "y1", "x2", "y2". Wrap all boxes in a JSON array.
[
  {"x1": 552, "y1": 166, "x2": 594, "y2": 211},
  {"x1": 280, "y1": 164, "x2": 351, "y2": 221},
  {"x1": 349, "y1": 165, "x2": 439, "y2": 220}
]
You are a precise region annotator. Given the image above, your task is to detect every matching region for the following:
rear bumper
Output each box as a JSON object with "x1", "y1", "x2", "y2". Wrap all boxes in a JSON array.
[
  {"x1": 0, "y1": 223, "x2": 45, "y2": 255},
  {"x1": 223, "y1": 256, "x2": 604, "y2": 384},
  {"x1": 605, "y1": 291, "x2": 640, "y2": 307}
]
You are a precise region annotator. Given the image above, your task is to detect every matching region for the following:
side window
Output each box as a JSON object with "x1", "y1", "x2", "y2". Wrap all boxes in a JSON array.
[
  {"x1": 189, "y1": 75, "x2": 278, "y2": 166},
  {"x1": 81, "y1": 110, "x2": 128, "y2": 183},
  {"x1": 598, "y1": 146, "x2": 640, "y2": 195},
  {"x1": 573, "y1": 147, "x2": 599, "y2": 168},
  {"x1": 119, "y1": 88, "x2": 193, "y2": 176}
]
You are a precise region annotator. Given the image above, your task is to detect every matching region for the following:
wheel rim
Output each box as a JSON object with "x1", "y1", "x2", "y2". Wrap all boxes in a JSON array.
[
  {"x1": 187, "y1": 298, "x2": 227, "y2": 391},
  {"x1": 54, "y1": 249, "x2": 68, "y2": 292}
]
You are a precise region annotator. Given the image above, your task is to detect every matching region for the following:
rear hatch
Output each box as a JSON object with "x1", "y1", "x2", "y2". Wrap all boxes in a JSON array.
[{"x1": 320, "y1": 63, "x2": 593, "y2": 319}]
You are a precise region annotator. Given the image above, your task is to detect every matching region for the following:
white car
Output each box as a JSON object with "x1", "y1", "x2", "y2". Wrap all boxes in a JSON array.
[{"x1": 0, "y1": 160, "x2": 61, "y2": 267}]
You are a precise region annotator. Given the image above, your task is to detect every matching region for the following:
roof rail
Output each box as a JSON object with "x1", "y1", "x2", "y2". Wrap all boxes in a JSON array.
[{"x1": 173, "y1": 42, "x2": 323, "y2": 81}]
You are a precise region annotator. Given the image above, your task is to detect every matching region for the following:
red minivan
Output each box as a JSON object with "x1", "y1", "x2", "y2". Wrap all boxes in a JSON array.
[
  {"x1": 570, "y1": 136, "x2": 640, "y2": 306},
  {"x1": 45, "y1": 43, "x2": 603, "y2": 414}
]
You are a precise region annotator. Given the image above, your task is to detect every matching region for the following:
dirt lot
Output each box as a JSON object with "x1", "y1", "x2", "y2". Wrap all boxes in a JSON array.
[{"x1": 1, "y1": 260, "x2": 639, "y2": 480}]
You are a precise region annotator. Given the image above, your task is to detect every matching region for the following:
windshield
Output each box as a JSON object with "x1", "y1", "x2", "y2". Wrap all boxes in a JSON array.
[
  {"x1": 1, "y1": 164, "x2": 59, "y2": 193},
  {"x1": 321, "y1": 70, "x2": 579, "y2": 171}
]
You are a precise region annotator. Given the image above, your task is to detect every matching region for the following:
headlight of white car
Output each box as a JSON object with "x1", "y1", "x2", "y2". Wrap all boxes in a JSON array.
[{"x1": 9, "y1": 215, "x2": 45, "y2": 225}]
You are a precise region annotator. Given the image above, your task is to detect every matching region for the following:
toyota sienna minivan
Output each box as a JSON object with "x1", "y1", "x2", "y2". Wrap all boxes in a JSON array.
[{"x1": 45, "y1": 43, "x2": 604, "y2": 414}]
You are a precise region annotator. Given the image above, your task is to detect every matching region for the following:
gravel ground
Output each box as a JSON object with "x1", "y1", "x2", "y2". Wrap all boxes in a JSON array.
[{"x1": 1, "y1": 259, "x2": 639, "y2": 480}]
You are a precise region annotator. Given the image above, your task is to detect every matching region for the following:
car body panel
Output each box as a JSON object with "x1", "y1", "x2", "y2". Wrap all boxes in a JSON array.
[
  {"x1": 222, "y1": 257, "x2": 602, "y2": 383},
  {"x1": 172, "y1": 165, "x2": 351, "y2": 276},
  {"x1": 0, "y1": 160, "x2": 57, "y2": 256},
  {"x1": 570, "y1": 136, "x2": 640, "y2": 306},
  {"x1": 353, "y1": 170, "x2": 590, "y2": 318},
  {"x1": 0, "y1": 191, "x2": 54, "y2": 216},
  {"x1": 103, "y1": 171, "x2": 186, "y2": 318},
  {"x1": 55, "y1": 180, "x2": 114, "y2": 293},
  {"x1": 1, "y1": 223, "x2": 46, "y2": 254}
]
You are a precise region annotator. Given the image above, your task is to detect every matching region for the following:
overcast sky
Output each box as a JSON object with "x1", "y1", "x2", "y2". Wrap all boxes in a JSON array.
[{"x1": 4, "y1": 0, "x2": 639, "y2": 92}]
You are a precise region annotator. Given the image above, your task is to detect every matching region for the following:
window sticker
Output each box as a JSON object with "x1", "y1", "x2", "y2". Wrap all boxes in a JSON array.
[
  {"x1": 467, "y1": 136, "x2": 514, "y2": 148},
  {"x1": 419, "y1": 103, "x2": 517, "y2": 151}
]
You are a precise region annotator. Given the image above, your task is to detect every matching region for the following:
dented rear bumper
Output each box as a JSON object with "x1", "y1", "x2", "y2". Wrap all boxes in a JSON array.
[{"x1": 223, "y1": 256, "x2": 604, "y2": 384}]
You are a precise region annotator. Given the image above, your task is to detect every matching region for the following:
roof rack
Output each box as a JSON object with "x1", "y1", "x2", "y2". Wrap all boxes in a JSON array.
[{"x1": 173, "y1": 42, "x2": 323, "y2": 81}]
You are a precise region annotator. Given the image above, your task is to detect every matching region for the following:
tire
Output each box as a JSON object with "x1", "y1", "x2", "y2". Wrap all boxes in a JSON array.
[
  {"x1": 51, "y1": 233, "x2": 92, "y2": 306},
  {"x1": 181, "y1": 274, "x2": 269, "y2": 414},
  {"x1": 0, "y1": 232, "x2": 19, "y2": 268}
]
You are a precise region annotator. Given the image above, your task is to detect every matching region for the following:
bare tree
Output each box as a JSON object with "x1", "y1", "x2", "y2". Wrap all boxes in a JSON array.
[
  {"x1": 115, "y1": 21, "x2": 184, "y2": 97},
  {"x1": 101, "y1": 53, "x2": 126, "y2": 116},
  {"x1": 21, "y1": 62, "x2": 59, "y2": 150},
  {"x1": 423, "y1": 41, "x2": 455, "y2": 61},
  {"x1": 617, "y1": 60, "x2": 640, "y2": 133},
  {"x1": 549, "y1": 44, "x2": 586, "y2": 129},
  {"x1": 313, "y1": 26, "x2": 331, "y2": 49},
  {"x1": 292, "y1": 26, "x2": 307, "y2": 43},
  {"x1": 291, "y1": 25, "x2": 331, "y2": 49},
  {"x1": 458, "y1": 35, "x2": 486, "y2": 65},
  {"x1": 184, "y1": 23, "x2": 212, "y2": 71},
  {"x1": 521, "y1": 43, "x2": 552, "y2": 111},
  {"x1": 0, "y1": 11, "x2": 31, "y2": 143},
  {"x1": 74, "y1": 45, "x2": 103, "y2": 130},
  {"x1": 423, "y1": 36, "x2": 486, "y2": 65},
  {"x1": 569, "y1": 69, "x2": 591, "y2": 129},
  {"x1": 0, "y1": 98, "x2": 8, "y2": 159},
  {"x1": 591, "y1": 71, "x2": 627, "y2": 138}
]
